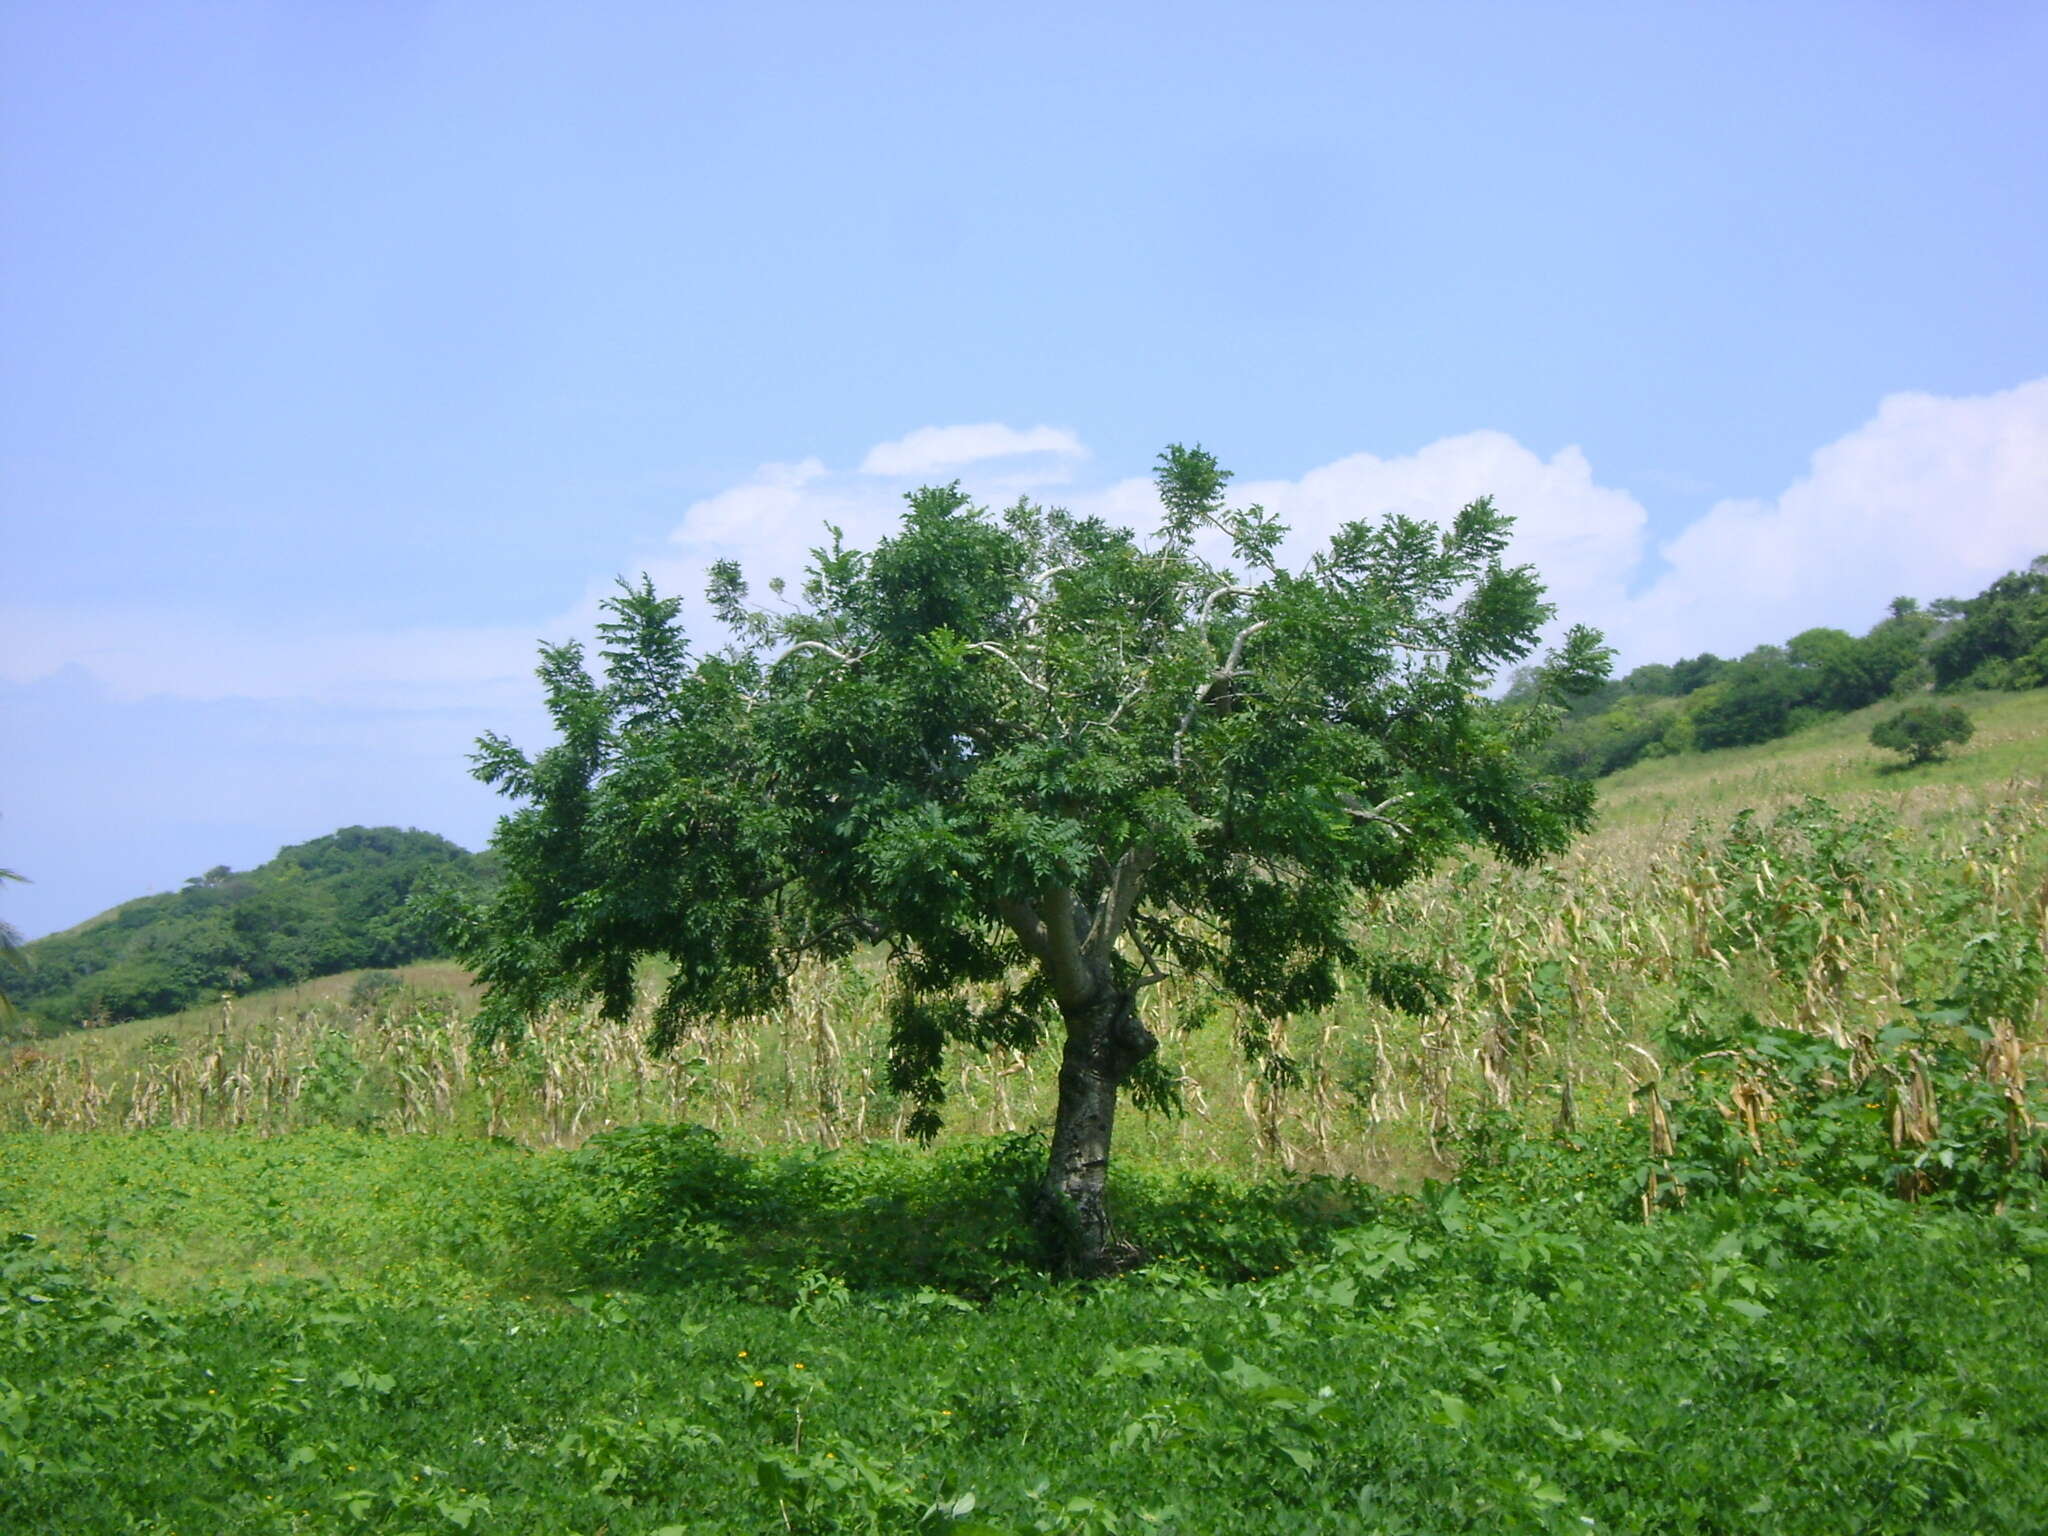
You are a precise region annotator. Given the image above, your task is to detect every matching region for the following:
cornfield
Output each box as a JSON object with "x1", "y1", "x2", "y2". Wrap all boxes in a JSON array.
[{"x1": 7, "y1": 778, "x2": 2044, "y2": 1183}]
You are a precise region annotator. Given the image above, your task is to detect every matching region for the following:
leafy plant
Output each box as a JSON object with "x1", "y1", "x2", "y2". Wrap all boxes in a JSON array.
[
  {"x1": 1872, "y1": 701, "x2": 1975, "y2": 764},
  {"x1": 348, "y1": 970, "x2": 405, "y2": 1010}
]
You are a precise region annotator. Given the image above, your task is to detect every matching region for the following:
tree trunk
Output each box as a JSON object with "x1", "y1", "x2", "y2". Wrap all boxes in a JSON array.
[{"x1": 1035, "y1": 983, "x2": 1157, "y2": 1276}]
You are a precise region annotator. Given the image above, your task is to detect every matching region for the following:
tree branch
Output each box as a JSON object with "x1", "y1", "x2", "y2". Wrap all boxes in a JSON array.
[
  {"x1": 769, "y1": 639, "x2": 864, "y2": 668},
  {"x1": 1084, "y1": 845, "x2": 1157, "y2": 960},
  {"x1": 1039, "y1": 887, "x2": 1095, "y2": 1010},
  {"x1": 1339, "y1": 791, "x2": 1415, "y2": 837},
  {"x1": 965, "y1": 641, "x2": 1051, "y2": 695},
  {"x1": 1197, "y1": 585, "x2": 1259, "y2": 629},
  {"x1": 1124, "y1": 914, "x2": 1173, "y2": 988},
  {"x1": 1171, "y1": 619, "x2": 1270, "y2": 768},
  {"x1": 996, "y1": 897, "x2": 1052, "y2": 964},
  {"x1": 1018, "y1": 564, "x2": 1074, "y2": 633}
]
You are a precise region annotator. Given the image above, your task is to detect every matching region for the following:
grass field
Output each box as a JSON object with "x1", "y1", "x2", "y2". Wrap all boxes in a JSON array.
[
  {"x1": 3, "y1": 693, "x2": 2045, "y2": 1532},
  {"x1": 5, "y1": 1121, "x2": 2045, "y2": 1534},
  {"x1": 1594, "y1": 686, "x2": 2048, "y2": 829}
]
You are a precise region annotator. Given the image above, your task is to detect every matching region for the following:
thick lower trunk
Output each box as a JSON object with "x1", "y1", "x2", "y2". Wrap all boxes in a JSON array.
[{"x1": 1035, "y1": 985, "x2": 1156, "y2": 1277}]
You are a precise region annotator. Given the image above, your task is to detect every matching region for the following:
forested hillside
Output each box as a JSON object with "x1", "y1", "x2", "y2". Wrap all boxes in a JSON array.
[
  {"x1": 7, "y1": 827, "x2": 488, "y2": 1035},
  {"x1": 1532, "y1": 555, "x2": 2048, "y2": 779}
]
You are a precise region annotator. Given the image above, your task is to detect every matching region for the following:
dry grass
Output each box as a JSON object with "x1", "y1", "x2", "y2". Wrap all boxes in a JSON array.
[{"x1": 7, "y1": 701, "x2": 2045, "y2": 1184}]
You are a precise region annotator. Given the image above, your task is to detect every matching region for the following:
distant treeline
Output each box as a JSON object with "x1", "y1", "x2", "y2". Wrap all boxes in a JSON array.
[
  {"x1": 1525, "y1": 557, "x2": 2048, "y2": 779},
  {"x1": 9, "y1": 827, "x2": 491, "y2": 1034}
]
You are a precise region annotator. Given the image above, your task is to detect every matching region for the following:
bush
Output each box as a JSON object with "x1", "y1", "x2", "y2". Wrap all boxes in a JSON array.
[
  {"x1": 1870, "y1": 702, "x2": 1974, "y2": 764},
  {"x1": 348, "y1": 970, "x2": 404, "y2": 1009}
]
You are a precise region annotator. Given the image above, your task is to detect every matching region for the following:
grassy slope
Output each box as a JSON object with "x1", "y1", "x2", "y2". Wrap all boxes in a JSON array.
[
  {"x1": 5, "y1": 689, "x2": 2041, "y2": 1183},
  {"x1": 1594, "y1": 686, "x2": 2048, "y2": 830},
  {"x1": 13, "y1": 962, "x2": 482, "y2": 1068}
]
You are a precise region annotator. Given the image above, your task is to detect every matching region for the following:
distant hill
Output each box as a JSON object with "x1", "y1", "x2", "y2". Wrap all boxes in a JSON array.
[
  {"x1": 1525, "y1": 555, "x2": 2048, "y2": 780},
  {"x1": 8, "y1": 827, "x2": 491, "y2": 1035}
]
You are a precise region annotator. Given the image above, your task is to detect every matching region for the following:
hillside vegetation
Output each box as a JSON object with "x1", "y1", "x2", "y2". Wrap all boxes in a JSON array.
[
  {"x1": 6, "y1": 827, "x2": 489, "y2": 1036},
  {"x1": 1533, "y1": 556, "x2": 2047, "y2": 780}
]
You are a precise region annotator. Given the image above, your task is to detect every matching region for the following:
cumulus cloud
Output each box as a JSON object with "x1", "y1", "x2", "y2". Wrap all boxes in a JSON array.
[
  {"x1": 1056, "y1": 386, "x2": 2043, "y2": 671},
  {"x1": 858, "y1": 422, "x2": 1087, "y2": 477},
  {"x1": 1615, "y1": 378, "x2": 2048, "y2": 662},
  {"x1": 1241, "y1": 432, "x2": 1652, "y2": 633},
  {"x1": 666, "y1": 456, "x2": 900, "y2": 559},
  {"x1": 5, "y1": 392, "x2": 2042, "y2": 710}
]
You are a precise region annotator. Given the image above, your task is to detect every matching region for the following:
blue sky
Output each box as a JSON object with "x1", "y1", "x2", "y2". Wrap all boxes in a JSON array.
[{"x1": 4, "y1": 0, "x2": 2046, "y2": 937}]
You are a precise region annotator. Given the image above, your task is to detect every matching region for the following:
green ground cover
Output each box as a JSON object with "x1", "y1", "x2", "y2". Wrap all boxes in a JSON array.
[
  {"x1": 4, "y1": 1124, "x2": 2045, "y2": 1535},
  {"x1": 1590, "y1": 686, "x2": 2048, "y2": 831}
]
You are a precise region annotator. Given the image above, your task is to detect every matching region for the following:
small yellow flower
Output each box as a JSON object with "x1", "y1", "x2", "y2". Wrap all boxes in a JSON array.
[
  {"x1": 738, "y1": 1350, "x2": 748, "y2": 1358},
  {"x1": 793, "y1": 1362, "x2": 804, "y2": 1369},
  {"x1": 753, "y1": 1379, "x2": 764, "y2": 1387}
]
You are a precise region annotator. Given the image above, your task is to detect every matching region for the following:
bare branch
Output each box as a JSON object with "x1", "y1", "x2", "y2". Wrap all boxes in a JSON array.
[
  {"x1": 1197, "y1": 585, "x2": 1259, "y2": 629},
  {"x1": 1084, "y1": 845, "x2": 1158, "y2": 959},
  {"x1": 770, "y1": 639, "x2": 864, "y2": 668},
  {"x1": 965, "y1": 641, "x2": 1051, "y2": 695},
  {"x1": 1018, "y1": 564, "x2": 1075, "y2": 633},
  {"x1": 1079, "y1": 676, "x2": 1151, "y2": 735},
  {"x1": 1339, "y1": 791, "x2": 1415, "y2": 837},
  {"x1": 996, "y1": 897, "x2": 1051, "y2": 964},
  {"x1": 1124, "y1": 915, "x2": 1173, "y2": 989},
  {"x1": 1039, "y1": 887, "x2": 1094, "y2": 1010},
  {"x1": 1171, "y1": 619, "x2": 1270, "y2": 769},
  {"x1": 1217, "y1": 618, "x2": 1268, "y2": 679}
]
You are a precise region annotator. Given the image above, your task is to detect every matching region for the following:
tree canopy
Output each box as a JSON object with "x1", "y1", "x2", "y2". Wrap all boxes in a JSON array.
[
  {"x1": 1871, "y1": 702, "x2": 1975, "y2": 765},
  {"x1": 455, "y1": 446, "x2": 1610, "y2": 1271}
]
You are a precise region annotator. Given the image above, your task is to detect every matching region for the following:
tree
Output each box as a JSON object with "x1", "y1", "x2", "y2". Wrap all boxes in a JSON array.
[
  {"x1": 9, "y1": 828, "x2": 483, "y2": 1032},
  {"x1": 1688, "y1": 649, "x2": 1804, "y2": 749},
  {"x1": 1668, "y1": 652, "x2": 1728, "y2": 695},
  {"x1": 1870, "y1": 702, "x2": 1974, "y2": 765},
  {"x1": 452, "y1": 447, "x2": 1612, "y2": 1274},
  {"x1": 1928, "y1": 558, "x2": 2048, "y2": 690}
]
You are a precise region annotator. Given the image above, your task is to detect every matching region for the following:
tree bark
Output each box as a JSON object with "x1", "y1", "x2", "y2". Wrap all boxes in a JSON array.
[{"x1": 1035, "y1": 982, "x2": 1157, "y2": 1276}]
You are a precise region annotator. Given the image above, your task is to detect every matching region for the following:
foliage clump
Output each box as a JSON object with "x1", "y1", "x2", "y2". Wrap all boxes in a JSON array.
[{"x1": 1870, "y1": 701, "x2": 1975, "y2": 764}]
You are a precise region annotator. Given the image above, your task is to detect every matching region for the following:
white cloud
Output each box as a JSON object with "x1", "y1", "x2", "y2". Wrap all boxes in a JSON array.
[
  {"x1": 1071, "y1": 382, "x2": 2043, "y2": 672},
  {"x1": 1615, "y1": 378, "x2": 2048, "y2": 662},
  {"x1": 5, "y1": 386, "x2": 2042, "y2": 710},
  {"x1": 1236, "y1": 431, "x2": 1652, "y2": 632},
  {"x1": 667, "y1": 457, "x2": 898, "y2": 557},
  {"x1": 858, "y1": 423, "x2": 1087, "y2": 477}
]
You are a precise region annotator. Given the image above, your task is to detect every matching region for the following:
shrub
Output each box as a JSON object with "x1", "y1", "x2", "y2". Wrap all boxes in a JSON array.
[
  {"x1": 348, "y1": 969, "x2": 404, "y2": 1009},
  {"x1": 1870, "y1": 702, "x2": 1974, "y2": 764}
]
